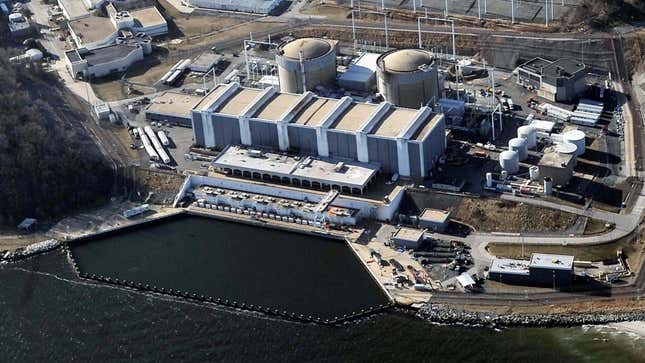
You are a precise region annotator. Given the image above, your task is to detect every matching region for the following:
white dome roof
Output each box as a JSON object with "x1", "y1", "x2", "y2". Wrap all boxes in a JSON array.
[
  {"x1": 380, "y1": 49, "x2": 433, "y2": 72},
  {"x1": 280, "y1": 38, "x2": 332, "y2": 60}
]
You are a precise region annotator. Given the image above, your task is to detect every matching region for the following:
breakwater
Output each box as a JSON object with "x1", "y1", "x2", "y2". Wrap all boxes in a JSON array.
[
  {"x1": 417, "y1": 303, "x2": 645, "y2": 328},
  {"x1": 1, "y1": 239, "x2": 60, "y2": 262}
]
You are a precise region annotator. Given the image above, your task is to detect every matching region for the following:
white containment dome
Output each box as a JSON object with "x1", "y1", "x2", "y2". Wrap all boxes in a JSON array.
[
  {"x1": 499, "y1": 150, "x2": 519, "y2": 174},
  {"x1": 275, "y1": 37, "x2": 337, "y2": 94},
  {"x1": 563, "y1": 129, "x2": 586, "y2": 156},
  {"x1": 517, "y1": 125, "x2": 537, "y2": 149},
  {"x1": 508, "y1": 137, "x2": 528, "y2": 161}
]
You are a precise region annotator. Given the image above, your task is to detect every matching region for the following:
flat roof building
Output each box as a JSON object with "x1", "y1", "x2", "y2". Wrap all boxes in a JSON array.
[
  {"x1": 67, "y1": 5, "x2": 167, "y2": 50},
  {"x1": 191, "y1": 83, "x2": 447, "y2": 178},
  {"x1": 538, "y1": 145, "x2": 576, "y2": 186},
  {"x1": 145, "y1": 91, "x2": 204, "y2": 126},
  {"x1": 338, "y1": 52, "x2": 379, "y2": 92},
  {"x1": 190, "y1": 52, "x2": 222, "y2": 73},
  {"x1": 489, "y1": 253, "x2": 574, "y2": 288},
  {"x1": 64, "y1": 35, "x2": 151, "y2": 79},
  {"x1": 391, "y1": 227, "x2": 425, "y2": 249},
  {"x1": 211, "y1": 145, "x2": 380, "y2": 194},
  {"x1": 418, "y1": 208, "x2": 450, "y2": 232},
  {"x1": 188, "y1": 0, "x2": 284, "y2": 14},
  {"x1": 516, "y1": 57, "x2": 586, "y2": 102}
]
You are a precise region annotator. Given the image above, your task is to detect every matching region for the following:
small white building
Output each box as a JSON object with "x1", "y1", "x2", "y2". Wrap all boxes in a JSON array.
[
  {"x1": 338, "y1": 52, "x2": 379, "y2": 92},
  {"x1": 391, "y1": 227, "x2": 425, "y2": 249},
  {"x1": 418, "y1": 208, "x2": 450, "y2": 232}
]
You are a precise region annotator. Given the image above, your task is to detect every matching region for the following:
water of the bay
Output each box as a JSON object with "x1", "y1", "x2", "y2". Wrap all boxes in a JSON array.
[{"x1": 1, "y1": 216, "x2": 644, "y2": 362}]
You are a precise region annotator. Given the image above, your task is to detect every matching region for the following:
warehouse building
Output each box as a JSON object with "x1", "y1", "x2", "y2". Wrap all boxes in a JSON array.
[
  {"x1": 68, "y1": 4, "x2": 167, "y2": 50},
  {"x1": 145, "y1": 91, "x2": 204, "y2": 126},
  {"x1": 191, "y1": 83, "x2": 447, "y2": 178},
  {"x1": 64, "y1": 34, "x2": 151, "y2": 79},
  {"x1": 516, "y1": 57, "x2": 586, "y2": 102},
  {"x1": 188, "y1": 0, "x2": 283, "y2": 14},
  {"x1": 488, "y1": 253, "x2": 574, "y2": 288}
]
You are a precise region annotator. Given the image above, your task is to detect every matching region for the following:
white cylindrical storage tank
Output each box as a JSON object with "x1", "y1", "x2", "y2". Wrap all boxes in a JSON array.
[
  {"x1": 544, "y1": 177, "x2": 553, "y2": 195},
  {"x1": 499, "y1": 150, "x2": 519, "y2": 174},
  {"x1": 529, "y1": 166, "x2": 539, "y2": 181},
  {"x1": 26, "y1": 49, "x2": 43, "y2": 62},
  {"x1": 376, "y1": 49, "x2": 439, "y2": 108},
  {"x1": 508, "y1": 137, "x2": 528, "y2": 161},
  {"x1": 485, "y1": 172, "x2": 493, "y2": 187},
  {"x1": 276, "y1": 38, "x2": 337, "y2": 94},
  {"x1": 563, "y1": 130, "x2": 586, "y2": 156},
  {"x1": 517, "y1": 125, "x2": 537, "y2": 149}
]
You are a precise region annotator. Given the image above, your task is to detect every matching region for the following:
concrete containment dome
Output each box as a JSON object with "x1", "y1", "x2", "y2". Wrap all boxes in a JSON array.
[
  {"x1": 276, "y1": 37, "x2": 337, "y2": 94},
  {"x1": 563, "y1": 129, "x2": 586, "y2": 156},
  {"x1": 376, "y1": 48, "x2": 439, "y2": 108},
  {"x1": 378, "y1": 49, "x2": 434, "y2": 73},
  {"x1": 279, "y1": 38, "x2": 332, "y2": 60}
]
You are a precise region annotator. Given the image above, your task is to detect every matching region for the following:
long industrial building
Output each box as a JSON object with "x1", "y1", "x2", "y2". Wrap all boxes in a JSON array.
[{"x1": 191, "y1": 83, "x2": 447, "y2": 178}]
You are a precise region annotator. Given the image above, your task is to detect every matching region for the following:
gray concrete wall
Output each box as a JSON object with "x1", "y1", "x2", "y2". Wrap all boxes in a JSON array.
[
  {"x1": 287, "y1": 125, "x2": 318, "y2": 155},
  {"x1": 367, "y1": 137, "x2": 398, "y2": 174},
  {"x1": 407, "y1": 142, "x2": 421, "y2": 177},
  {"x1": 192, "y1": 111, "x2": 205, "y2": 146},
  {"x1": 212, "y1": 114, "x2": 241, "y2": 149},
  {"x1": 327, "y1": 130, "x2": 357, "y2": 160},
  {"x1": 249, "y1": 120, "x2": 279, "y2": 149}
]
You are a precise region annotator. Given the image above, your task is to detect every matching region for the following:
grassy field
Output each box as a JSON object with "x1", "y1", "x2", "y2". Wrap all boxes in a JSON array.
[
  {"x1": 487, "y1": 233, "x2": 644, "y2": 262},
  {"x1": 403, "y1": 191, "x2": 584, "y2": 233}
]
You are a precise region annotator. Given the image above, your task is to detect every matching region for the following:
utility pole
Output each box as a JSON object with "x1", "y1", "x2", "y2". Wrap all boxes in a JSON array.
[
  {"x1": 384, "y1": 13, "x2": 389, "y2": 49},
  {"x1": 545, "y1": 0, "x2": 549, "y2": 26},
  {"x1": 477, "y1": 0, "x2": 481, "y2": 19},
  {"x1": 511, "y1": 0, "x2": 515, "y2": 23},
  {"x1": 444, "y1": 0, "x2": 448, "y2": 18}
]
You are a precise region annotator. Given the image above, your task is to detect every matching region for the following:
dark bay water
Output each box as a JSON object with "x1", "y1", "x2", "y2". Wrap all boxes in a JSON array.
[
  {"x1": 1, "y1": 217, "x2": 644, "y2": 362},
  {"x1": 69, "y1": 215, "x2": 388, "y2": 319}
]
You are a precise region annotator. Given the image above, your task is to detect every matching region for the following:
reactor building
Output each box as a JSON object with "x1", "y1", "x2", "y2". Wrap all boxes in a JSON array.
[
  {"x1": 275, "y1": 37, "x2": 337, "y2": 94},
  {"x1": 376, "y1": 48, "x2": 440, "y2": 109},
  {"x1": 190, "y1": 82, "x2": 447, "y2": 178}
]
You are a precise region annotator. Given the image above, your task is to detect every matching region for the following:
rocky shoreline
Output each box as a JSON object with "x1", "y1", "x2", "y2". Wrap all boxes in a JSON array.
[{"x1": 417, "y1": 303, "x2": 645, "y2": 328}]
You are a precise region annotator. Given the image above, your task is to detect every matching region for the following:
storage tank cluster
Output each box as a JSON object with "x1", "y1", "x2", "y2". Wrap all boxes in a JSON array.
[
  {"x1": 376, "y1": 48, "x2": 439, "y2": 109},
  {"x1": 276, "y1": 38, "x2": 337, "y2": 94},
  {"x1": 508, "y1": 137, "x2": 528, "y2": 161},
  {"x1": 563, "y1": 129, "x2": 586, "y2": 156},
  {"x1": 499, "y1": 150, "x2": 519, "y2": 174},
  {"x1": 517, "y1": 125, "x2": 537, "y2": 149}
]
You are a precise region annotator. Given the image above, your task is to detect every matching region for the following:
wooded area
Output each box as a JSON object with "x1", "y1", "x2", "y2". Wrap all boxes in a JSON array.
[{"x1": 0, "y1": 50, "x2": 113, "y2": 226}]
